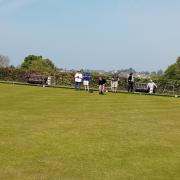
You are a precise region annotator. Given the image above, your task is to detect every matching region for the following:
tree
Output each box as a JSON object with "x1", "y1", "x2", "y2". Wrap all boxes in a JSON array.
[
  {"x1": 21, "y1": 55, "x2": 43, "y2": 69},
  {"x1": 20, "y1": 55, "x2": 57, "y2": 73},
  {"x1": 0, "y1": 55, "x2": 10, "y2": 67},
  {"x1": 164, "y1": 57, "x2": 180, "y2": 80},
  {"x1": 44, "y1": 59, "x2": 56, "y2": 69}
]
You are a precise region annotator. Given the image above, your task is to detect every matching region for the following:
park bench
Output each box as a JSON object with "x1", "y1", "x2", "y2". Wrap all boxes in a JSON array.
[
  {"x1": 27, "y1": 74, "x2": 47, "y2": 85},
  {"x1": 134, "y1": 82, "x2": 149, "y2": 93}
]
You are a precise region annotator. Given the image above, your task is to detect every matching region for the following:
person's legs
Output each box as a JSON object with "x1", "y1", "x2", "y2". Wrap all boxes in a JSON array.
[
  {"x1": 99, "y1": 85, "x2": 104, "y2": 94},
  {"x1": 75, "y1": 82, "x2": 78, "y2": 90},
  {"x1": 112, "y1": 83, "x2": 115, "y2": 92},
  {"x1": 83, "y1": 81, "x2": 89, "y2": 91},
  {"x1": 86, "y1": 81, "x2": 90, "y2": 91},
  {"x1": 111, "y1": 82, "x2": 114, "y2": 92},
  {"x1": 87, "y1": 85, "x2": 90, "y2": 91},
  {"x1": 130, "y1": 82, "x2": 134, "y2": 92},
  {"x1": 84, "y1": 85, "x2": 87, "y2": 91},
  {"x1": 102, "y1": 84, "x2": 105, "y2": 94},
  {"x1": 128, "y1": 82, "x2": 130, "y2": 92},
  {"x1": 76, "y1": 82, "x2": 80, "y2": 90},
  {"x1": 114, "y1": 87, "x2": 117, "y2": 93},
  {"x1": 99, "y1": 85, "x2": 102, "y2": 94},
  {"x1": 115, "y1": 81, "x2": 119, "y2": 93},
  {"x1": 114, "y1": 81, "x2": 118, "y2": 93},
  {"x1": 113, "y1": 87, "x2": 116, "y2": 93},
  {"x1": 83, "y1": 81, "x2": 86, "y2": 91},
  {"x1": 149, "y1": 88, "x2": 153, "y2": 94}
]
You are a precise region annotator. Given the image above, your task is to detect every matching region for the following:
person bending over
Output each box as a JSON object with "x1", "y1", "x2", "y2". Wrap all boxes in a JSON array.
[
  {"x1": 147, "y1": 80, "x2": 157, "y2": 94},
  {"x1": 99, "y1": 76, "x2": 106, "y2": 95}
]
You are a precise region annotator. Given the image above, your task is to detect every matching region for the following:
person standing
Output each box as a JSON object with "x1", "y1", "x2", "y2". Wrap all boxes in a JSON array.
[
  {"x1": 127, "y1": 72, "x2": 134, "y2": 92},
  {"x1": 147, "y1": 80, "x2": 157, "y2": 94},
  {"x1": 74, "y1": 71, "x2": 83, "y2": 90},
  {"x1": 83, "y1": 72, "x2": 91, "y2": 91},
  {"x1": 99, "y1": 76, "x2": 106, "y2": 95},
  {"x1": 111, "y1": 72, "x2": 119, "y2": 93}
]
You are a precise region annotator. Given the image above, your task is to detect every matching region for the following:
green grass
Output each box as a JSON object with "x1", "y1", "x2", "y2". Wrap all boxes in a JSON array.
[{"x1": 0, "y1": 84, "x2": 180, "y2": 180}]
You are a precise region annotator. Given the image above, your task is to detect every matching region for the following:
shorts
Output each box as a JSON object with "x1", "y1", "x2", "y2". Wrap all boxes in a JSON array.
[
  {"x1": 111, "y1": 81, "x2": 118, "y2": 88},
  {"x1": 83, "y1": 80, "x2": 89, "y2": 86}
]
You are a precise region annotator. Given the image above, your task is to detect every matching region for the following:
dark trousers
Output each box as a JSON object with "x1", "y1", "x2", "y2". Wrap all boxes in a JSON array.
[
  {"x1": 128, "y1": 82, "x2": 134, "y2": 92},
  {"x1": 75, "y1": 82, "x2": 81, "y2": 90}
]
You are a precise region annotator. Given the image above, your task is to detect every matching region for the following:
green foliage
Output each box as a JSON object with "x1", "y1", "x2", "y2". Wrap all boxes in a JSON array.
[
  {"x1": 91, "y1": 72, "x2": 99, "y2": 76},
  {"x1": 0, "y1": 67, "x2": 27, "y2": 82},
  {"x1": 164, "y1": 57, "x2": 180, "y2": 80},
  {"x1": 20, "y1": 55, "x2": 57, "y2": 73}
]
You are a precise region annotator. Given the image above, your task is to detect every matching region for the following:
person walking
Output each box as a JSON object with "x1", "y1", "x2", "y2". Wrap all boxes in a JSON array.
[
  {"x1": 74, "y1": 71, "x2": 83, "y2": 90},
  {"x1": 111, "y1": 72, "x2": 119, "y2": 93},
  {"x1": 83, "y1": 72, "x2": 91, "y2": 91},
  {"x1": 127, "y1": 72, "x2": 134, "y2": 92},
  {"x1": 147, "y1": 80, "x2": 157, "y2": 94}
]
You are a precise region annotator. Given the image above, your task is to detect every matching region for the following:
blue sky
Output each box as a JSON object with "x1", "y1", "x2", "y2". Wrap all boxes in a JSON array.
[{"x1": 0, "y1": 0, "x2": 180, "y2": 71}]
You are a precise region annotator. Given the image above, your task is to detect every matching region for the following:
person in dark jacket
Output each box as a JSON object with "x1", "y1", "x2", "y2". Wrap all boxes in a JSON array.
[
  {"x1": 127, "y1": 72, "x2": 134, "y2": 92},
  {"x1": 99, "y1": 76, "x2": 106, "y2": 95}
]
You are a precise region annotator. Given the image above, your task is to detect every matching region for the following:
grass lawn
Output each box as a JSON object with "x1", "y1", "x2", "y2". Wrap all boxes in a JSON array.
[{"x1": 0, "y1": 84, "x2": 180, "y2": 180}]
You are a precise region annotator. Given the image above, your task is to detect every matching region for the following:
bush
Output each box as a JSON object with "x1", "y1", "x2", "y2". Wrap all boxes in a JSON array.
[{"x1": 0, "y1": 67, "x2": 180, "y2": 94}]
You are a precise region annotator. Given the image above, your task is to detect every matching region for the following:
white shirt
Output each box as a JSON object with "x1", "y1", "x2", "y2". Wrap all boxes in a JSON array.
[
  {"x1": 147, "y1": 82, "x2": 157, "y2": 91},
  {"x1": 75, "y1": 72, "x2": 83, "y2": 82}
]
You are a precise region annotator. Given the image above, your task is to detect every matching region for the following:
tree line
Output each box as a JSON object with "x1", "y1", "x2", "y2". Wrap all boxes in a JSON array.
[{"x1": 0, "y1": 54, "x2": 180, "y2": 81}]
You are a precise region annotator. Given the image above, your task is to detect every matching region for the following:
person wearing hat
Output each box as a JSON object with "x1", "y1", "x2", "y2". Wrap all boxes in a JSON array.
[
  {"x1": 127, "y1": 72, "x2": 134, "y2": 92},
  {"x1": 147, "y1": 80, "x2": 157, "y2": 94}
]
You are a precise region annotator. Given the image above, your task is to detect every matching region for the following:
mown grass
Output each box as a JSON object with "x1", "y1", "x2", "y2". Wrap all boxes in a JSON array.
[{"x1": 0, "y1": 84, "x2": 180, "y2": 180}]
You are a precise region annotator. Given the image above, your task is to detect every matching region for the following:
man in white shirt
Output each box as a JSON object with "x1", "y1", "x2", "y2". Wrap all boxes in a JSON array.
[
  {"x1": 74, "y1": 71, "x2": 83, "y2": 90},
  {"x1": 147, "y1": 80, "x2": 157, "y2": 94}
]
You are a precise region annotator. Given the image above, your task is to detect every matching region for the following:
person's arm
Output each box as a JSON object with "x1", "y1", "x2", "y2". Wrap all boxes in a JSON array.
[
  {"x1": 132, "y1": 76, "x2": 134, "y2": 82},
  {"x1": 147, "y1": 83, "x2": 149, "y2": 89}
]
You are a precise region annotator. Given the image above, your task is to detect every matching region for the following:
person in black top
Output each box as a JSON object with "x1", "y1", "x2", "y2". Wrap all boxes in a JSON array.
[
  {"x1": 127, "y1": 72, "x2": 134, "y2": 92},
  {"x1": 99, "y1": 76, "x2": 106, "y2": 94}
]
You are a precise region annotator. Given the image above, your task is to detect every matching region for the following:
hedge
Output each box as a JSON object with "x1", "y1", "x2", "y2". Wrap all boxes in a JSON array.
[{"x1": 0, "y1": 67, "x2": 180, "y2": 95}]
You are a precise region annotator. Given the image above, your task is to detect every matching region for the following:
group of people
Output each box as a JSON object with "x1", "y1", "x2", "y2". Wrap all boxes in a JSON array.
[
  {"x1": 74, "y1": 71, "x2": 157, "y2": 95},
  {"x1": 127, "y1": 72, "x2": 158, "y2": 94},
  {"x1": 74, "y1": 71, "x2": 107, "y2": 94}
]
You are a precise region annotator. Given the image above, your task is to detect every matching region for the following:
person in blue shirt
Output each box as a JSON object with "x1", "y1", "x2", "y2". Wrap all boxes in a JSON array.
[{"x1": 83, "y1": 72, "x2": 91, "y2": 91}]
